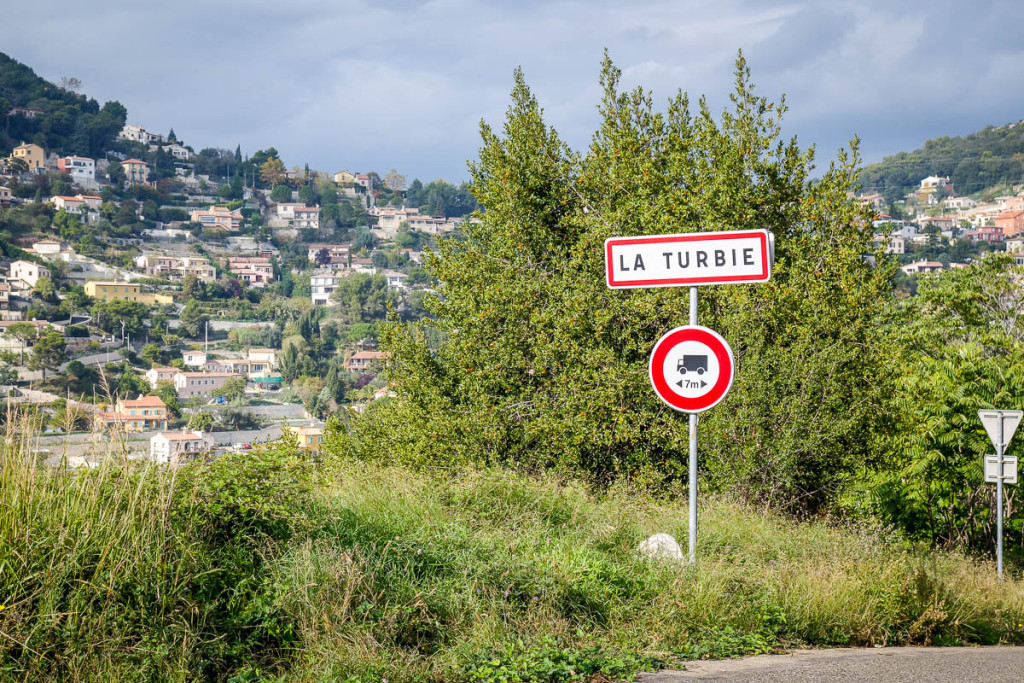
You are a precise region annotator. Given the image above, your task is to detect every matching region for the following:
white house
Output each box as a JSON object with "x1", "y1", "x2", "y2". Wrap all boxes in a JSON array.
[
  {"x1": 57, "y1": 156, "x2": 97, "y2": 189},
  {"x1": 943, "y1": 196, "x2": 976, "y2": 211},
  {"x1": 900, "y1": 260, "x2": 945, "y2": 275},
  {"x1": 183, "y1": 350, "x2": 207, "y2": 368},
  {"x1": 10, "y1": 260, "x2": 51, "y2": 288},
  {"x1": 150, "y1": 430, "x2": 211, "y2": 464},
  {"x1": 119, "y1": 124, "x2": 163, "y2": 144},
  {"x1": 275, "y1": 203, "x2": 319, "y2": 229},
  {"x1": 51, "y1": 194, "x2": 102, "y2": 220},
  {"x1": 1005, "y1": 237, "x2": 1024, "y2": 254},
  {"x1": 383, "y1": 269, "x2": 409, "y2": 290},
  {"x1": 145, "y1": 367, "x2": 182, "y2": 389},
  {"x1": 247, "y1": 348, "x2": 277, "y2": 373},
  {"x1": 311, "y1": 270, "x2": 342, "y2": 306}
]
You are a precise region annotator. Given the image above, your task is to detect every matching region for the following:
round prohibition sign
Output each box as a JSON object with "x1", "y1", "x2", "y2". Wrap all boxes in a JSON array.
[{"x1": 649, "y1": 325, "x2": 735, "y2": 413}]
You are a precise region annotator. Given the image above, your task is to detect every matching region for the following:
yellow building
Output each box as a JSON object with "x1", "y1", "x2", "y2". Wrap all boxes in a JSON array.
[
  {"x1": 289, "y1": 425, "x2": 325, "y2": 452},
  {"x1": 12, "y1": 142, "x2": 45, "y2": 173},
  {"x1": 85, "y1": 280, "x2": 172, "y2": 305}
]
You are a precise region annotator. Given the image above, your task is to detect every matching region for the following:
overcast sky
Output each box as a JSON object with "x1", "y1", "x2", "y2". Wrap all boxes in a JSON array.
[{"x1": 2, "y1": 0, "x2": 1022, "y2": 182}]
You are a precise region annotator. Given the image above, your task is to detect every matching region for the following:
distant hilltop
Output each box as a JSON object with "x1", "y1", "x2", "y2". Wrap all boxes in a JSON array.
[
  {"x1": 0, "y1": 51, "x2": 128, "y2": 160},
  {"x1": 858, "y1": 118, "x2": 1024, "y2": 203}
]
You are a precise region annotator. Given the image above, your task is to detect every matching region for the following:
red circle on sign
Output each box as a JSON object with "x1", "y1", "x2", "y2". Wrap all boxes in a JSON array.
[{"x1": 649, "y1": 325, "x2": 735, "y2": 413}]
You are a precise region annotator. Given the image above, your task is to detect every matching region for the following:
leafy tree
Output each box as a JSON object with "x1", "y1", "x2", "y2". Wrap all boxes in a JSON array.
[
  {"x1": 181, "y1": 273, "x2": 205, "y2": 300},
  {"x1": 332, "y1": 273, "x2": 392, "y2": 325},
  {"x1": 91, "y1": 300, "x2": 149, "y2": 337},
  {"x1": 141, "y1": 343, "x2": 162, "y2": 366},
  {"x1": 384, "y1": 169, "x2": 407, "y2": 193},
  {"x1": 260, "y1": 157, "x2": 287, "y2": 188},
  {"x1": 297, "y1": 184, "x2": 316, "y2": 205},
  {"x1": 213, "y1": 376, "x2": 247, "y2": 403},
  {"x1": 153, "y1": 380, "x2": 181, "y2": 418},
  {"x1": 189, "y1": 410, "x2": 214, "y2": 432},
  {"x1": 359, "y1": 55, "x2": 895, "y2": 512},
  {"x1": 62, "y1": 359, "x2": 99, "y2": 395},
  {"x1": 270, "y1": 184, "x2": 291, "y2": 203},
  {"x1": 28, "y1": 329, "x2": 66, "y2": 381},
  {"x1": 5, "y1": 322, "x2": 39, "y2": 364},
  {"x1": 115, "y1": 368, "x2": 150, "y2": 399},
  {"x1": 107, "y1": 159, "x2": 125, "y2": 186},
  {"x1": 179, "y1": 300, "x2": 209, "y2": 339},
  {"x1": 313, "y1": 248, "x2": 331, "y2": 267},
  {"x1": 32, "y1": 276, "x2": 58, "y2": 304},
  {"x1": 0, "y1": 351, "x2": 20, "y2": 385},
  {"x1": 871, "y1": 255, "x2": 1024, "y2": 551}
]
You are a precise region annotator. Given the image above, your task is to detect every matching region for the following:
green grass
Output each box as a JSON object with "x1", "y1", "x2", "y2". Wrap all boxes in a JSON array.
[{"x1": 1, "y1": 434, "x2": 1023, "y2": 682}]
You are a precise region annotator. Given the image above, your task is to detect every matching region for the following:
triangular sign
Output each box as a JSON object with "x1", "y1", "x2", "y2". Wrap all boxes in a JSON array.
[{"x1": 978, "y1": 410, "x2": 1024, "y2": 451}]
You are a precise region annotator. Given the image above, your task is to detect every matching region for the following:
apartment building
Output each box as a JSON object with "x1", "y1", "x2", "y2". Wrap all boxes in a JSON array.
[
  {"x1": 56, "y1": 156, "x2": 97, "y2": 188},
  {"x1": 227, "y1": 257, "x2": 274, "y2": 287},
  {"x1": 190, "y1": 205, "x2": 243, "y2": 231},
  {"x1": 135, "y1": 253, "x2": 217, "y2": 281},
  {"x1": 311, "y1": 270, "x2": 342, "y2": 305}
]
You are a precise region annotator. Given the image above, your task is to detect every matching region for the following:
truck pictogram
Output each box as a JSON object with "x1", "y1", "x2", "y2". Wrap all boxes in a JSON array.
[{"x1": 677, "y1": 355, "x2": 708, "y2": 376}]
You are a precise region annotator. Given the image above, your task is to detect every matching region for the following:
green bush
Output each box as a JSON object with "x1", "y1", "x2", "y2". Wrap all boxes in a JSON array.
[{"x1": 359, "y1": 55, "x2": 895, "y2": 512}]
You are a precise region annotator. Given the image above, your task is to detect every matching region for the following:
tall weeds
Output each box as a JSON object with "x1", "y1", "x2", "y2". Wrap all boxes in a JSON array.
[{"x1": 1, "y1": 423, "x2": 1023, "y2": 682}]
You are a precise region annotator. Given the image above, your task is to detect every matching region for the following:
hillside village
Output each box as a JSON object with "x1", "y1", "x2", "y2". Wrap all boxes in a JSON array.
[
  {"x1": 1, "y1": 52, "x2": 1023, "y2": 467},
  {"x1": 863, "y1": 174, "x2": 1024, "y2": 282},
  {"x1": 3, "y1": 120, "x2": 1024, "y2": 465},
  {"x1": 0, "y1": 113, "x2": 479, "y2": 465}
]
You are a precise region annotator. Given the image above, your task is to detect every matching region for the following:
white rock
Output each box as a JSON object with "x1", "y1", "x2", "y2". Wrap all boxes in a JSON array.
[{"x1": 637, "y1": 533, "x2": 686, "y2": 563}]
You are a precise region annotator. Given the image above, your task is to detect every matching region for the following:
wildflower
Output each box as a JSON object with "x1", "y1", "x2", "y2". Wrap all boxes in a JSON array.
[
  {"x1": 532, "y1": 596, "x2": 539, "y2": 601},
  {"x1": 417, "y1": 548, "x2": 422, "y2": 555}
]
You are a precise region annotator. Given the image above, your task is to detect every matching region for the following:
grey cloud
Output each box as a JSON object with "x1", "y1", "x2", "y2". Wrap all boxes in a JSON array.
[{"x1": 1, "y1": 0, "x2": 1022, "y2": 179}]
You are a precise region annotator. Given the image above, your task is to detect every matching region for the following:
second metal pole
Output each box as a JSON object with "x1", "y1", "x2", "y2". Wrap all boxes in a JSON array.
[
  {"x1": 688, "y1": 286, "x2": 698, "y2": 564},
  {"x1": 998, "y1": 418, "x2": 1004, "y2": 580}
]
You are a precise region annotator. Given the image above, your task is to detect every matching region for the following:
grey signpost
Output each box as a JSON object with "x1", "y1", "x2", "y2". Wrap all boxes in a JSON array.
[
  {"x1": 978, "y1": 409, "x2": 1023, "y2": 579},
  {"x1": 606, "y1": 229, "x2": 773, "y2": 564}
]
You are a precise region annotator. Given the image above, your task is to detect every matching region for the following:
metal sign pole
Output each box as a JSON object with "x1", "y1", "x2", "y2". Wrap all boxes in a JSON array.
[
  {"x1": 998, "y1": 418, "x2": 1004, "y2": 580},
  {"x1": 688, "y1": 286, "x2": 698, "y2": 564}
]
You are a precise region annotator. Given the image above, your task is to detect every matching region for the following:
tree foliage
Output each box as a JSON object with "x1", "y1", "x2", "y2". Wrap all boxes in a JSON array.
[
  {"x1": 858, "y1": 120, "x2": 1024, "y2": 202},
  {"x1": 871, "y1": 255, "x2": 1024, "y2": 553},
  {"x1": 0, "y1": 52, "x2": 127, "y2": 158},
  {"x1": 356, "y1": 54, "x2": 896, "y2": 511}
]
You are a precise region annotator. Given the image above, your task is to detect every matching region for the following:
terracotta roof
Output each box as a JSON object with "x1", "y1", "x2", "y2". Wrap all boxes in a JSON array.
[
  {"x1": 122, "y1": 396, "x2": 167, "y2": 408},
  {"x1": 121, "y1": 158, "x2": 148, "y2": 164},
  {"x1": 179, "y1": 371, "x2": 240, "y2": 378},
  {"x1": 350, "y1": 351, "x2": 387, "y2": 360}
]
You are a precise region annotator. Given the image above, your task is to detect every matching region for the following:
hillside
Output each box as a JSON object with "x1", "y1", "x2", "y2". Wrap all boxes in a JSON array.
[
  {"x1": 0, "y1": 51, "x2": 127, "y2": 158},
  {"x1": 858, "y1": 119, "x2": 1024, "y2": 203}
]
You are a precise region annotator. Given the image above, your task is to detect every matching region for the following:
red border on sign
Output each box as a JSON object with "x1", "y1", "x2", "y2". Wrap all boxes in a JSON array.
[
  {"x1": 605, "y1": 230, "x2": 770, "y2": 288},
  {"x1": 649, "y1": 326, "x2": 735, "y2": 413}
]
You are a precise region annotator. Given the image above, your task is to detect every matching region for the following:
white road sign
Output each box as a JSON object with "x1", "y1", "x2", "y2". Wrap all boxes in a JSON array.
[
  {"x1": 605, "y1": 229, "x2": 773, "y2": 289},
  {"x1": 649, "y1": 325, "x2": 735, "y2": 413},
  {"x1": 985, "y1": 455, "x2": 1018, "y2": 485},
  {"x1": 979, "y1": 410, "x2": 1023, "y2": 451}
]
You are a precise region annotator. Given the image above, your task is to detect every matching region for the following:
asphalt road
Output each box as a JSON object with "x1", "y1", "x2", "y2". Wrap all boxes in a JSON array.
[{"x1": 639, "y1": 647, "x2": 1024, "y2": 682}]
